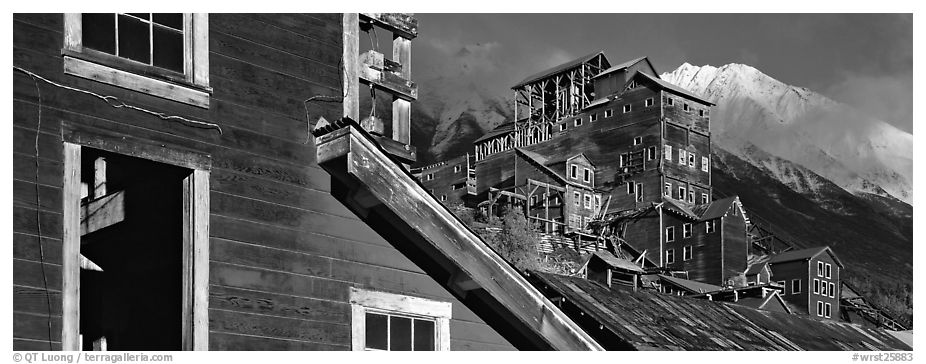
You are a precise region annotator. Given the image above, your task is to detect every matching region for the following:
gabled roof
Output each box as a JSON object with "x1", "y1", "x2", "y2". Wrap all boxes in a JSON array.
[
  {"x1": 634, "y1": 71, "x2": 715, "y2": 106},
  {"x1": 735, "y1": 292, "x2": 792, "y2": 314},
  {"x1": 512, "y1": 51, "x2": 607, "y2": 89},
  {"x1": 768, "y1": 246, "x2": 845, "y2": 268},
  {"x1": 592, "y1": 56, "x2": 656, "y2": 79},
  {"x1": 472, "y1": 122, "x2": 515, "y2": 144},
  {"x1": 514, "y1": 148, "x2": 566, "y2": 183},
  {"x1": 587, "y1": 251, "x2": 644, "y2": 273},
  {"x1": 691, "y1": 196, "x2": 738, "y2": 220},
  {"x1": 529, "y1": 272, "x2": 911, "y2": 351},
  {"x1": 657, "y1": 274, "x2": 722, "y2": 294},
  {"x1": 565, "y1": 153, "x2": 596, "y2": 169},
  {"x1": 744, "y1": 260, "x2": 770, "y2": 276},
  {"x1": 660, "y1": 197, "x2": 700, "y2": 220}
]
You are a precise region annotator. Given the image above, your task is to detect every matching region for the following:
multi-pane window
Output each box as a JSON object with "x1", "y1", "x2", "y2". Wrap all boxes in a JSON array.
[
  {"x1": 682, "y1": 223, "x2": 692, "y2": 238},
  {"x1": 665, "y1": 226, "x2": 675, "y2": 242},
  {"x1": 82, "y1": 13, "x2": 185, "y2": 73},
  {"x1": 701, "y1": 156, "x2": 710, "y2": 172},
  {"x1": 573, "y1": 192, "x2": 580, "y2": 206},
  {"x1": 665, "y1": 249, "x2": 675, "y2": 264},
  {"x1": 688, "y1": 153, "x2": 696, "y2": 168},
  {"x1": 791, "y1": 279, "x2": 802, "y2": 294},
  {"x1": 584, "y1": 194, "x2": 592, "y2": 209},
  {"x1": 350, "y1": 288, "x2": 450, "y2": 351},
  {"x1": 705, "y1": 220, "x2": 716, "y2": 233},
  {"x1": 683, "y1": 246, "x2": 692, "y2": 261}
]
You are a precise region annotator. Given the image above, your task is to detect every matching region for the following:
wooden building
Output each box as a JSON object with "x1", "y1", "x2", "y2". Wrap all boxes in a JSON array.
[
  {"x1": 13, "y1": 13, "x2": 605, "y2": 351},
  {"x1": 415, "y1": 154, "x2": 476, "y2": 207},
  {"x1": 767, "y1": 246, "x2": 844, "y2": 320}
]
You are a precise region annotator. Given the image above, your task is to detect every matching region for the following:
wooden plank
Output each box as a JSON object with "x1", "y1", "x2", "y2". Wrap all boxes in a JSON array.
[
  {"x1": 79, "y1": 190, "x2": 125, "y2": 235},
  {"x1": 209, "y1": 285, "x2": 350, "y2": 323},
  {"x1": 61, "y1": 142, "x2": 80, "y2": 350},
  {"x1": 13, "y1": 180, "x2": 61, "y2": 212},
  {"x1": 359, "y1": 13, "x2": 418, "y2": 39},
  {"x1": 13, "y1": 259, "x2": 62, "y2": 294},
  {"x1": 63, "y1": 56, "x2": 210, "y2": 108},
  {"x1": 315, "y1": 125, "x2": 603, "y2": 350},
  {"x1": 358, "y1": 65, "x2": 417, "y2": 101},
  {"x1": 208, "y1": 305, "x2": 350, "y2": 345},
  {"x1": 13, "y1": 206, "x2": 63, "y2": 238},
  {"x1": 13, "y1": 312, "x2": 62, "y2": 342},
  {"x1": 14, "y1": 338, "x2": 62, "y2": 351},
  {"x1": 210, "y1": 238, "x2": 332, "y2": 278},
  {"x1": 192, "y1": 13, "x2": 209, "y2": 87},
  {"x1": 13, "y1": 233, "x2": 63, "y2": 265},
  {"x1": 210, "y1": 14, "x2": 341, "y2": 66},
  {"x1": 209, "y1": 262, "x2": 350, "y2": 303},
  {"x1": 342, "y1": 14, "x2": 360, "y2": 120},
  {"x1": 192, "y1": 169, "x2": 210, "y2": 351},
  {"x1": 14, "y1": 286, "x2": 63, "y2": 316},
  {"x1": 208, "y1": 331, "x2": 349, "y2": 351}
]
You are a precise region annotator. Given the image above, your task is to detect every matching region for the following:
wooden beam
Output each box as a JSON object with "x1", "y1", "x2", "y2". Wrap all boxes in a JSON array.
[
  {"x1": 61, "y1": 142, "x2": 80, "y2": 351},
  {"x1": 392, "y1": 35, "x2": 412, "y2": 145},
  {"x1": 358, "y1": 64, "x2": 417, "y2": 101},
  {"x1": 313, "y1": 124, "x2": 602, "y2": 351},
  {"x1": 342, "y1": 14, "x2": 360, "y2": 120},
  {"x1": 79, "y1": 190, "x2": 125, "y2": 236},
  {"x1": 359, "y1": 13, "x2": 418, "y2": 39}
]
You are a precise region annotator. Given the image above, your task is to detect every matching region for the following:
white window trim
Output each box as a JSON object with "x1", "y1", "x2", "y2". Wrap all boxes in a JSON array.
[
  {"x1": 688, "y1": 153, "x2": 695, "y2": 168},
  {"x1": 824, "y1": 302, "x2": 831, "y2": 318},
  {"x1": 702, "y1": 156, "x2": 709, "y2": 172},
  {"x1": 678, "y1": 186, "x2": 686, "y2": 200},
  {"x1": 683, "y1": 246, "x2": 692, "y2": 261},
  {"x1": 560, "y1": 123, "x2": 567, "y2": 131},
  {"x1": 570, "y1": 164, "x2": 578, "y2": 179},
  {"x1": 647, "y1": 146, "x2": 656, "y2": 160},
  {"x1": 583, "y1": 168, "x2": 591, "y2": 183},
  {"x1": 813, "y1": 278, "x2": 820, "y2": 294},
  {"x1": 701, "y1": 193, "x2": 709, "y2": 204},
  {"x1": 623, "y1": 104, "x2": 632, "y2": 113},
  {"x1": 666, "y1": 249, "x2": 675, "y2": 264},
  {"x1": 633, "y1": 136, "x2": 642, "y2": 145},
  {"x1": 645, "y1": 97, "x2": 654, "y2": 107},
  {"x1": 666, "y1": 226, "x2": 675, "y2": 242},
  {"x1": 574, "y1": 118, "x2": 583, "y2": 127},
  {"x1": 825, "y1": 263, "x2": 832, "y2": 279},
  {"x1": 817, "y1": 301, "x2": 824, "y2": 317},
  {"x1": 584, "y1": 194, "x2": 592, "y2": 209},
  {"x1": 682, "y1": 223, "x2": 692, "y2": 238},
  {"x1": 664, "y1": 145, "x2": 672, "y2": 161},
  {"x1": 63, "y1": 13, "x2": 211, "y2": 108},
  {"x1": 61, "y1": 142, "x2": 210, "y2": 350},
  {"x1": 666, "y1": 97, "x2": 674, "y2": 106},
  {"x1": 589, "y1": 113, "x2": 598, "y2": 122},
  {"x1": 791, "y1": 279, "x2": 801, "y2": 294},
  {"x1": 349, "y1": 288, "x2": 451, "y2": 351},
  {"x1": 679, "y1": 149, "x2": 687, "y2": 165},
  {"x1": 829, "y1": 282, "x2": 836, "y2": 298},
  {"x1": 664, "y1": 182, "x2": 671, "y2": 197},
  {"x1": 604, "y1": 109, "x2": 613, "y2": 118},
  {"x1": 817, "y1": 261, "x2": 824, "y2": 277}
]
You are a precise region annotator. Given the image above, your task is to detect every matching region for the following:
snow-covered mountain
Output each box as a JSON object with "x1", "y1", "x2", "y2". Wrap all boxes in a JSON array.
[{"x1": 661, "y1": 63, "x2": 912, "y2": 204}]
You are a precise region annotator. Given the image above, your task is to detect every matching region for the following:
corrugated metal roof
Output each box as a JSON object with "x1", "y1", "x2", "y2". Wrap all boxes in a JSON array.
[
  {"x1": 635, "y1": 71, "x2": 715, "y2": 106},
  {"x1": 512, "y1": 51, "x2": 606, "y2": 89},
  {"x1": 530, "y1": 272, "x2": 911, "y2": 351},
  {"x1": 768, "y1": 246, "x2": 845, "y2": 268},
  {"x1": 592, "y1": 56, "x2": 649, "y2": 79}
]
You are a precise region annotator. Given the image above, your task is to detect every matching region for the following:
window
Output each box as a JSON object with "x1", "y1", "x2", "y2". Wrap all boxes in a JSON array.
[
  {"x1": 705, "y1": 220, "x2": 716, "y2": 233},
  {"x1": 574, "y1": 192, "x2": 580, "y2": 206},
  {"x1": 604, "y1": 109, "x2": 613, "y2": 118},
  {"x1": 426, "y1": 173, "x2": 434, "y2": 181},
  {"x1": 453, "y1": 165, "x2": 462, "y2": 173},
  {"x1": 666, "y1": 226, "x2": 675, "y2": 242},
  {"x1": 560, "y1": 123, "x2": 567, "y2": 131},
  {"x1": 530, "y1": 195, "x2": 537, "y2": 206},
  {"x1": 817, "y1": 301, "x2": 824, "y2": 317},
  {"x1": 791, "y1": 279, "x2": 802, "y2": 294},
  {"x1": 619, "y1": 154, "x2": 627, "y2": 167},
  {"x1": 350, "y1": 288, "x2": 451, "y2": 351},
  {"x1": 584, "y1": 194, "x2": 592, "y2": 209},
  {"x1": 682, "y1": 223, "x2": 692, "y2": 238},
  {"x1": 776, "y1": 280, "x2": 786, "y2": 288},
  {"x1": 570, "y1": 164, "x2": 578, "y2": 179},
  {"x1": 589, "y1": 113, "x2": 598, "y2": 122},
  {"x1": 813, "y1": 278, "x2": 820, "y2": 294},
  {"x1": 821, "y1": 281, "x2": 827, "y2": 296},
  {"x1": 683, "y1": 246, "x2": 692, "y2": 261},
  {"x1": 583, "y1": 168, "x2": 591, "y2": 183},
  {"x1": 825, "y1": 263, "x2": 832, "y2": 279},
  {"x1": 628, "y1": 80, "x2": 638, "y2": 89},
  {"x1": 824, "y1": 303, "x2": 831, "y2": 318},
  {"x1": 688, "y1": 153, "x2": 696, "y2": 168},
  {"x1": 574, "y1": 118, "x2": 583, "y2": 127},
  {"x1": 665, "y1": 249, "x2": 675, "y2": 264},
  {"x1": 63, "y1": 13, "x2": 210, "y2": 108},
  {"x1": 61, "y1": 143, "x2": 210, "y2": 350},
  {"x1": 594, "y1": 195, "x2": 601, "y2": 210},
  {"x1": 664, "y1": 182, "x2": 671, "y2": 197},
  {"x1": 683, "y1": 103, "x2": 690, "y2": 112},
  {"x1": 633, "y1": 136, "x2": 643, "y2": 145},
  {"x1": 664, "y1": 145, "x2": 672, "y2": 161},
  {"x1": 645, "y1": 98, "x2": 654, "y2": 107},
  {"x1": 627, "y1": 181, "x2": 635, "y2": 195},
  {"x1": 623, "y1": 104, "x2": 632, "y2": 113},
  {"x1": 635, "y1": 183, "x2": 644, "y2": 202},
  {"x1": 699, "y1": 109, "x2": 705, "y2": 117},
  {"x1": 440, "y1": 195, "x2": 447, "y2": 202},
  {"x1": 679, "y1": 149, "x2": 687, "y2": 165},
  {"x1": 817, "y1": 261, "x2": 824, "y2": 277},
  {"x1": 829, "y1": 282, "x2": 835, "y2": 298},
  {"x1": 701, "y1": 156, "x2": 709, "y2": 172},
  {"x1": 688, "y1": 190, "x2": 695, "y2": 203},
  {"x1": 666, "y1": 97, "x2": 675, "y2": 106},
  {"x1": 647, "y1": 146, "x2": 657, "y2": 160},
  {"x1": 701, "y1": 193, "x2": 709, "y2": 204},
  {"x1": 678, "y1": 186, "x2": 686, "y2": 200}
]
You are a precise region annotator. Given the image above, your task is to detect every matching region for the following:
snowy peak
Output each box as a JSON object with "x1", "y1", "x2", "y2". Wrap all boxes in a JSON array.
[{"x1": 662, "y1": 63, "x2": 912, "y2": 204}]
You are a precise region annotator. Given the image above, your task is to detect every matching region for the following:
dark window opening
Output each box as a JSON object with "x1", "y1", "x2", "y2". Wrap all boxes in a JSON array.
[
  {"x1": 82, "y1": 13, "x2": 185, "y2": 73},
  {"x1": 78, "y1": 148, "x2": 192, "y2": 350}
]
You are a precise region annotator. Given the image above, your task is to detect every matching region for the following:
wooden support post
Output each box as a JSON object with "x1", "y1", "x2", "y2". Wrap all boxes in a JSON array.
[
  {"x1": 62, "y1": 142, "x2": 81, "y2": 351},
  {"x1": 343, "y1": 14, "x2": 360, "y2": 120},
  {"x1": 93, "y1": 156, "x2": 106, "y2": 199}
]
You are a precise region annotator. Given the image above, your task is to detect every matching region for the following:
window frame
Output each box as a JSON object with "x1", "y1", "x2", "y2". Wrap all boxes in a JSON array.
[
  {"x1": 813, "y1": 278, "x2": 820, "y2": 294},
  {"x1": 647, "y1": 146, "x2": 656, "y2": 160},
  {"x1": 645, "y1": 97, "x2": 654, "y2": 107},
  {"x1": 453, "y1": 165, "x2": 462, "y2": 173},
  {"x1": 560, "y1": 123, "x2": 567, "y2": 131},
  {"x1": 574, "y1": 118, "x2": 583, "y2": 127},
  {"x1": 604, "y1": 109, "x2": 613, "y2": 118},
  {"x1": 664, "y1": 145, "x2": 672, "y2": 161},
  {"x1": 679, "y1": 149, "x2": 687, "y2": 165},
  {"x1": 583, "y1": 168, "x2": 591, "y2": 183},
  {"x1": 63, "y1": 13, "x2": 211, "y2": 108},
  {"x1": 664, "y1": 182, "x2": 671, "y2": 197},
  {"x1": 633, "y1": 136, "x2": 643, "y2": 145},
  {"x1": 817, "y1": 261, "x2": 824, "y2": 277},
  {"x1": 682, "y1": 223, "x2": 692, "y2": 238},
  {"x1": 701, "y1": 156, "x2": 709, "y2": 172},
  {"x1": 635, "y1": 183, "x2": 644, "y2": 202},
  {"x1": 627, "y1": 181, "x2": 635, "y2": 195},
  {"x1": 570, "y1": 164, "x2": 578, "y2": 179},
  {"x1": 665, "y1": 226, "x2": 675, "y2": 242},
  {"x1": 665, "y1": 249, "x2": 675, "y2": 264},
  {"x1": 701, "y1": 193, "x2": 709, "y2": 204},
  {"x1": 683, "y1": 103, "x2": 690, "y2": 112},
  {"x1": 583, "y1": 194, "x2": 592, "y2": 209},
  {"x1": 688, "y1": 153, "x2": 696, "y2": 168},
  {"x1": 60, "y1": 141, "x2": 211, "y2": 350},
  {"x1": 705, "y1": 220, "x2": 716, "y2": 234},
  {"x1": 824, "y1": 302, "x2": 831, "y2": 318},
  {"x1": 349, "y1": 287, "x2": 451, "y2": 351},
  {"x1": 573, "y1": 191, "x2": 581, "y2": 206},
  {"x1": 825, "y1": 263, "x2": 832, "y2": 279},
  {"x1": 589, "y1": 113, "x2": 598, "y2": 122},
  {"x1": 666, "y1": 97, "x2": 675, "y2": 106},
  {"x1": 817, "y1": 301, "x2": 824, "y2": 317},
  {"x1": 791, "y1": 279, "x2": 801, "y2": 294},
  {"x1": 623, "y1": 104, "x2": 632, "y2": 113},
  {"x1": 678, "y1": 186, "x2": 686, "y2": 200},
  {"x1": 829, "y1": 282, "x2": 836, "y2": 298},
  {"x1": 821, "y1": 280, "x2": 827, "y2": 296},
  {"x1": 683, "y1": 245, "x2": 692, "y2": 261}
]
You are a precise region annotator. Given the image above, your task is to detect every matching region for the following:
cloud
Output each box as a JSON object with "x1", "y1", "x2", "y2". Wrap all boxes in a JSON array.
[{"x1": 823, "y1": 72, "x2": 913, "y2": 133}]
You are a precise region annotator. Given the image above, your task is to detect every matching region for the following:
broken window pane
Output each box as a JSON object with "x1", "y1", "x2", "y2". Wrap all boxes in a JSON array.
[{"x1": 117, "y1": 14, "x2": 150, "y2": 64}]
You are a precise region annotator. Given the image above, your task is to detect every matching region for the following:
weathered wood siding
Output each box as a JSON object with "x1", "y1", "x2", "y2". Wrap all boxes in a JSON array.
[
  {"x1": 13, "y1": 13, "x2": 513, "y2": 351},
  {"x1": 419, "y1": 155, "x2": 469, "y2": 207},
  {"x1": 721, "y1": 211, "x2": 748, "y2": 283},
  {"x1": 769, "y1": 260, "x2": 809, "y2": 315}
]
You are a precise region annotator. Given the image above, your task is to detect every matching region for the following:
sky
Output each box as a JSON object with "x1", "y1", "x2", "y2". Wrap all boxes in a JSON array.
[{"x1": 411, "y1": 13, "x2": 913, "y2": 133}]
